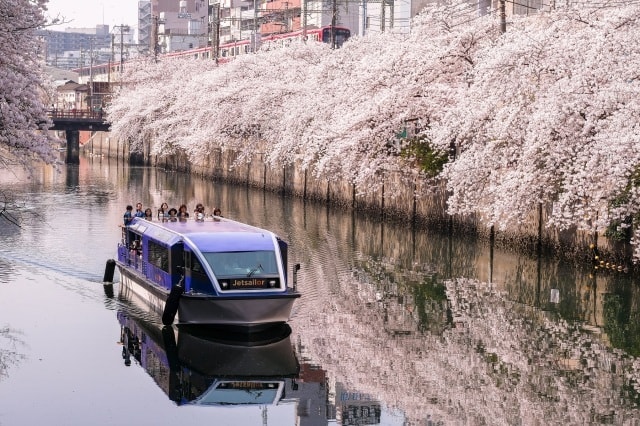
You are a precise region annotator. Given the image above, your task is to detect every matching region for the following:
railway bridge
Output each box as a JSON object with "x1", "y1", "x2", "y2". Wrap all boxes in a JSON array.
[{"x1": 48, "y1": 110, "x2": 110, "y2": 164}]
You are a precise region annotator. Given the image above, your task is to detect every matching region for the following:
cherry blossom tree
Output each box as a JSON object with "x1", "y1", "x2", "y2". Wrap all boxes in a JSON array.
[
  {"x1": 0, "y1": 0, "x2": 58, "y2": 169},
  {"x1": 108, "y1": 1, "x2": 640, "y2": 260},
  {"x1": 427, "y1": 5, "x2": 640, "y2": 257}
]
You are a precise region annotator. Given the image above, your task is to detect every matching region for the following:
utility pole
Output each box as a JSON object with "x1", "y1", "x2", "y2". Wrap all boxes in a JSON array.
[
  {"x1": 209, "y1": 2, "x2": 220, "y2": 63},
  {"x1": 113, "y1": 25, "x2": 130, "y2": 89},
  {"x1": 89, "y1": 37, "x2": 94, "y2": 111},
  {"x1": 302, "y1": 0, "x2": 307, "y2": 41},
  {"x1": 331, "y1": 0, "x2": 337, "y2": 48},
  {"x1": 361, "y1": 0, "x2": 367, "y2": 37},
  {"x1": 253, "y1": 0, "x2": 258, "y2": 52},
  {"x1": 380, "y1": 0, "x2": 385, "y2": 32},
  {"x1": 500, "y1": 0, "x2": 506, "y2": 33},
  {"x1": 120, "y1": 25, "x2": 126, "y2": 72},
  {"x1": 108, "y1": 33, "x2": 114, "y2": 86},
  {"x1": 152, "y1": 15, "x2": 159, "y2": 62}
]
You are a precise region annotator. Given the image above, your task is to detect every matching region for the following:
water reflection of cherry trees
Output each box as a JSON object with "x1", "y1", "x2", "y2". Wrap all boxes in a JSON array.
[
  {"x1": 0, "y1": 326, "x2": 25, "y2": 381},
  {"x1": 140, "y1": 165, "x2": 640, "y2": 423},
  {"x1": 294, "y1": 264, "x2": 640, "y2": 424}
]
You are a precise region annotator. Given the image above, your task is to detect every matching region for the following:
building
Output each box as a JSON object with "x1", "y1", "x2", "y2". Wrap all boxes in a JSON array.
[
  {"x1": 38, "y1": 25, "x2": 112, "y2": 70},
  {"x1": 54, "y1": 81, "x2": 89, "y2": 110},
  {"x1": 38, "y1": 24, "x2": 136, "y2": 71},
  {"x1": 143, "y1": 0, "x2": 210, "y2": 53},
  {"x1": 138, "y1": 1, "x2": 153, "y2": 53}
]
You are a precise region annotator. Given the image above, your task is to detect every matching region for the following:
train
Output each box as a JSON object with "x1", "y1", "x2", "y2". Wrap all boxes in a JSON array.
[
  {"x1": 166, "y1": 25, "x2": 352, "y2": 60},
  {"x1": 76, "y1": 25, "x2": 351, "y2": 80}
]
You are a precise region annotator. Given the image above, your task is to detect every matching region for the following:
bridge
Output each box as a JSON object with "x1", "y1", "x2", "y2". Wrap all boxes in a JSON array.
[{"x1": 48, "y1": 110, "x2": 110, "y2": 164}]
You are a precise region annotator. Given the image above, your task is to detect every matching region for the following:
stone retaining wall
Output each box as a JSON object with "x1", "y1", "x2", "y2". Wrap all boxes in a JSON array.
[{"x1": 84, "y1": 132, "x2": 628, "y2": 265}]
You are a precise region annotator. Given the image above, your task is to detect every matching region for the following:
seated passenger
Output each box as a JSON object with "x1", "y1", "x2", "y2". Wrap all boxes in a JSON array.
[
  {"x1": 158, "y1": 202, "x2": 169, "y2": 221},
  {"x1": 194, "y1": 203, "x2": 205, "y2": 222},
  {"x1": 168, "y1": 207, "x2": 178, "y2": 222},
  {"x1": 177, "y1": 204, "x2": 189, "y2": 222}
]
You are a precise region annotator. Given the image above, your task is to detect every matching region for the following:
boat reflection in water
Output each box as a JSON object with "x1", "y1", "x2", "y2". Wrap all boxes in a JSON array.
[{"x1": 117, "y1": 311, "x2": 300, "y2": 406}]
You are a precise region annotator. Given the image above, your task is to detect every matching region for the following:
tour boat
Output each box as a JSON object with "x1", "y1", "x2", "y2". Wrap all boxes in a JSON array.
[
  {"x1": 118, "y1": 311, "x2": 300, "y2": 406},
  {"x1": 113, "y1": 216, "x2": 301, "y2": 328}
]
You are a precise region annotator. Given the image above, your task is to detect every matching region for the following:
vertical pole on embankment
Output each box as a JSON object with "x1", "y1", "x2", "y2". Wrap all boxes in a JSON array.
[
  {"x1": 303, "y1": 170, "x2": 308, "y2": 200},
  {"x1": 352, "y1": 183, "x2": 356, "y2": 209},
  {"x1": 411, "y1": 181, "x2": 417, "y2": 226},
  {"x1": 535, "y1": 203, "x2": 543, "y2": 307},
  {"x1": 489, "y1": 224, "x2": 495, "y2": 283},
  {"x1": 380, "y1": 182, "x2": 385, "y2": 219},
  {"x1": 537, "y1": 202, "x2": 543, "y2": 256},
  {"x1": 282, "y1": 165, "x2": 286, "y2": 195},
  {"x1": 66, "y1": 130, "x2": 80, "y2": 164}
]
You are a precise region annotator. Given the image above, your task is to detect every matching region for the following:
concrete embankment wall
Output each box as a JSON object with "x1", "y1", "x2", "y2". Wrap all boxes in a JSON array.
[
  {"x1": 81, "y1": 131, "x2": 130, "y2": 162},
  {"x1": 84, "y1": 132, "x2": 628, "y2": 265}
]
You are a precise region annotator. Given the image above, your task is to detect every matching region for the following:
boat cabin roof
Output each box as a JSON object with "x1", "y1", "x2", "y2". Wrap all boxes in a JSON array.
[{"x1": 127, "y1": 217, "x2": 277, "y2": 252}]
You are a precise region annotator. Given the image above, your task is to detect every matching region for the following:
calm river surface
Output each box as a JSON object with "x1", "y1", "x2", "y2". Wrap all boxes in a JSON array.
[{"x1": 1, "y1": 157, "x2": 639, "y2": 425}]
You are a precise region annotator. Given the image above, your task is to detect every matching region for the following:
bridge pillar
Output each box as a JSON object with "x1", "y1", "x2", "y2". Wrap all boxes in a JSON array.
[{"x1": 66, "y1": 130, "x2": 80, "y2": 164}]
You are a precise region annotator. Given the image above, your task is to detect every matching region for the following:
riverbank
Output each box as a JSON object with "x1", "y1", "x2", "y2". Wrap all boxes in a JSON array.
[{"x1": 83, "y1": 132, "x2": 632, "y2": 270}]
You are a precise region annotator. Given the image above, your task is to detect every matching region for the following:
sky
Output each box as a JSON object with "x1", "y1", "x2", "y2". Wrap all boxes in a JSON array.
[{"x1": 45, "y1": 0, "x2": 139, "y2": 31}]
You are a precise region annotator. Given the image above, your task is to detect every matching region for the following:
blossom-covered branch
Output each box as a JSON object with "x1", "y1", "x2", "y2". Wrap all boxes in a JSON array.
[{"x1": 0, "y1": 0, "x2": 58, "y2": 168}]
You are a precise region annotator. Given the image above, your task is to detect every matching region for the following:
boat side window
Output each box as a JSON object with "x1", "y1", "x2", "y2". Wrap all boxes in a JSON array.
[{"x1": 147, "y1": 240, "x2": 169, "y2": 272}]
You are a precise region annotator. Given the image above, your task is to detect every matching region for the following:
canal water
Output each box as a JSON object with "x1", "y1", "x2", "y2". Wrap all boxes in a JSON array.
[{"x1": 0, "y1": 157, "x2": 639, "y2": 425}]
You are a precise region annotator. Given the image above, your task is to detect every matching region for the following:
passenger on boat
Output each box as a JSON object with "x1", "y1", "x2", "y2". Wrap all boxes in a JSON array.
[
  {"x1": 177, "y1": 204, "x2": 189, "y2": 222},
  {"x1": 157, "y1": 202, "x2": 169, "y2": 221},
  {"x1": 213, "y1": 207, "x2": 222, "y2": 217},
  {"x1": 130, "y1": 239, "x2": 141, "y2": 252},
  {"x1": 168, "y1": 207, "x2": 178, "y2": 222},
  {"x1": 123, "y1": 205, "x2": 133, "y2": 226},
  {"x1": 134, "y1": 202, "x2": 145, "y2": 218},
  {"x1": 194, "y1": 203, "x2": 205, "y2": 221},
  {"x1": 144, "y1": 208, "x2": 153, "y2": 220},
  {"x1": 129, "y1": 239, "x2": 142, "y2": 266}
]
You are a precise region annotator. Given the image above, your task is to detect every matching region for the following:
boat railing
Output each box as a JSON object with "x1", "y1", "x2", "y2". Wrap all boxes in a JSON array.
[
  {"x1": 117, "y1": 243, "x2": 172, "y2": 290},
  {"x1": 118, "y1": 243, "x2": 137, "y2": 267}
]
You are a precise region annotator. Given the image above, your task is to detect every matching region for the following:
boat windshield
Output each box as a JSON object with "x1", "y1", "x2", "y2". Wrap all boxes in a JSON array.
[
  {"x1": 193, "y1": 381, "x2": 283, "y2": 405},
  {"x1": 202, "y1": 251, "x2": 279, "y2": 278}
]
